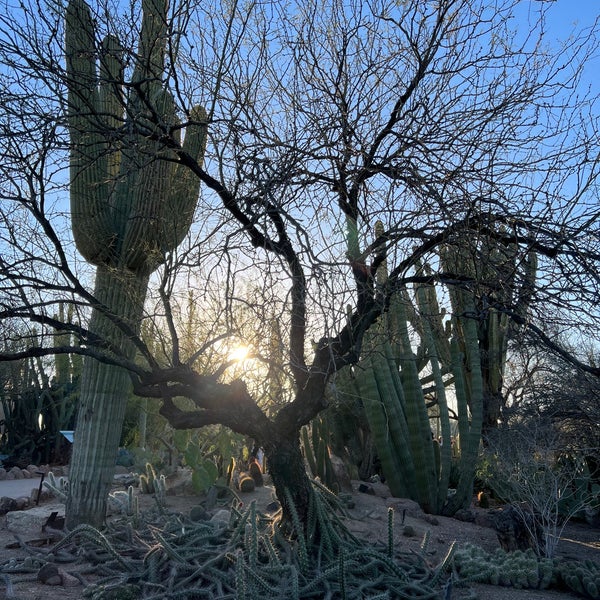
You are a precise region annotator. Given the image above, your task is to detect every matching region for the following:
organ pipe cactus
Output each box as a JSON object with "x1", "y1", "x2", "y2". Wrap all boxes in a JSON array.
[
  {"x1": 440, "y1": 235, "x2": 537, "y2": 435},
  {"x1": 335, "y1": 220, "x2": 486, "y2": 515},
  {"x1": 65, "y1": 0, "x2": 207, "y2": 527}
]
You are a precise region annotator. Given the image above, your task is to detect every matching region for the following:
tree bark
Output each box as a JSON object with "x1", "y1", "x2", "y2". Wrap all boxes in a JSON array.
[
  {"x1": 66, "y1": 267, "x2": 148, "y2": 528},
  {"x1": 263, "y1": 431, "x2": 312, "y2": 532}
]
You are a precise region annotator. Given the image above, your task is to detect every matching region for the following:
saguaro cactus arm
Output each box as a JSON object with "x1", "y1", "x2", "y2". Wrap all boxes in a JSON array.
[{"x1": 66, "y1": 0, "x2": 115, "y2": 263}]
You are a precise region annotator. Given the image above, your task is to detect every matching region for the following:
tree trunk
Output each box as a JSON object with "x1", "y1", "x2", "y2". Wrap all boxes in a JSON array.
[
  {"x1": 263, "y1": 431, "x2": 312, "y2": 532},
  {"x1": 66, "y1": 267, "x2": 148, "y2": 529}
]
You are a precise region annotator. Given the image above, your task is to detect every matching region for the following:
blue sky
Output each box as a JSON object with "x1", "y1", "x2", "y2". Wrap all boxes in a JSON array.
[{"x1": 514, "y1": 0, "x2": 600, "y2": 95}]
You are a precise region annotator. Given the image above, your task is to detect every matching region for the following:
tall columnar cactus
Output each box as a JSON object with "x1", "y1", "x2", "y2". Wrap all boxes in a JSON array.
[
  {"x1": 440, "y1": 234, "x2": 537, "y2": 435},
  {"x1": 334, "y1": 221, "x2": 486, "y2": 515},
  {"x1": 65, "y1": 0, "x2": 207, "y2": 527}
]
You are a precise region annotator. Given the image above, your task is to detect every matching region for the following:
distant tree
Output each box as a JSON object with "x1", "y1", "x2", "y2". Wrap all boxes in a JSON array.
[{"x1": 1, "y1": 0, "x2": 599, "y2": 528}]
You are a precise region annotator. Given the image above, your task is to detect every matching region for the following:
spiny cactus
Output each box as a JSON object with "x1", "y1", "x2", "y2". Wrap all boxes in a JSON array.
[
  {"x1": 4, "y1": 480, "x2": 456, "y2": 598},
  {"x1": 334, "y1": 221, "x2": 484, "y2": 515},
  {"x1": 64, "y1": 0, "x2": 207, "y2": 528},
  {"x1": 555, "y1": 559, "x2": 600, "y2": 599},
  {"x1": 43, "y1": 471, "x2": 69, "y2": 502},
  {"x1": 301, "y1": 418, "x2": 340, "y2": 493},
  {"x1": 453, "y1": 543, "x2": 556, "y2": 589},
  {"x1": 453, "y1": 543, "x2": 600, "y2": 598}
]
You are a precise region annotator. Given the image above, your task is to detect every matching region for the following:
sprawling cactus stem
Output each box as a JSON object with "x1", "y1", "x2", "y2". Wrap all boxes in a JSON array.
[{"x1": 65, "y1": 0, "x2": 207, "y2": 528}]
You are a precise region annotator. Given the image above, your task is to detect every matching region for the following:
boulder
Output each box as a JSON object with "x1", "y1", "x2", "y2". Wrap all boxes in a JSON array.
[
  {"x1": 492, "y1": 503, "x2": 545, "y2": 554},
  {"x1": 5, "y1": 503, "x2": 65, "y2": 531},
  {"x1": 9, "y1": 466, "x2": 24, "y2": 480},
  {"x1": 0, "y1": 497, "x2": 17, "y2": 514}
]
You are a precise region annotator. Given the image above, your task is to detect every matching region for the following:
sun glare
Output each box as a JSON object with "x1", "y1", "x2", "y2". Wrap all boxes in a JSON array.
[{"x1": 229, "y1": 345, "x2": 250, "y2": 362}]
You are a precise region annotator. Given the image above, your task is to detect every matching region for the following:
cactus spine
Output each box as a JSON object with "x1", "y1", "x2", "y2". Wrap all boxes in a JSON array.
[{"x1": 65, "y1": 0, "x2": 207, "y2": 527}]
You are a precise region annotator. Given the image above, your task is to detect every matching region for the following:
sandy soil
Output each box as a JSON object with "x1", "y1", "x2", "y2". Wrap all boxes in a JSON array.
[{"x1": 0, "y1": 476, "x2": 598, "y2": 599}]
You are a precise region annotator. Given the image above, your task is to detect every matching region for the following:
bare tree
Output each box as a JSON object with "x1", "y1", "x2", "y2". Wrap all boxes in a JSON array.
[{"x1": 1, "y1": 0, "x2": 599, "y2": 529}]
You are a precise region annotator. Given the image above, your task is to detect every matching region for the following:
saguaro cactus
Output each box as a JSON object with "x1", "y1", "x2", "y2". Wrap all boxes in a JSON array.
[{"x1": 65, "y1": 0, "x2": 207, "y2": 527}]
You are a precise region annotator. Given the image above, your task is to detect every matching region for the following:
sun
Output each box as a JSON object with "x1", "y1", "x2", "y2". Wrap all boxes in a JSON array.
[{"x1": 229, "y1": 345, "x2": 250, "y2": 362}]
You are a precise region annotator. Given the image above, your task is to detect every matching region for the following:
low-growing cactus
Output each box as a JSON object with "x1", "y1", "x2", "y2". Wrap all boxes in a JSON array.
[
  {"x1": 555, "y1": 559, "x2": 600, "y2": 599},
  {"x1": 138, "y1": 463, "x2": 166, "y2": 506},
  {"x1": 453, "y1": 543, "x2": 600, "y2": 598},
  {"x1": 453, "y1": 543, "x2": 555, "y2": 590},
  {"x1": 43, "y1": 471, "x2": 69, "y2": 502}
]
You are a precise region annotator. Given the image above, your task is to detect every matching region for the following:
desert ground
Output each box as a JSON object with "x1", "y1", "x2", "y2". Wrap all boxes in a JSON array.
[{"x1": 0, "y1": 473, "x2": 598, "y2": 599}]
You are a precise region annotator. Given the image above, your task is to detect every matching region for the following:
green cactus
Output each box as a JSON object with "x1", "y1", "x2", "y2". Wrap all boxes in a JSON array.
[
  {"x1": 43, "y1": 471, "x2": 70, "y2": 502},
  {"x1": 454, "y1": 543, "x2": 600, "y2": 598},
  {"x1": 333, "y1": 221, "x2": 486, "y2": 515},
  {"x1": 64, "y1": 0, "x2": 207, "y2": 528},
  {"x1": 440, "y1": 235, "x2": 537, "y2": 435},
  {"x1": 301, "y1": 418, "x2": 340, "y2": 493}
]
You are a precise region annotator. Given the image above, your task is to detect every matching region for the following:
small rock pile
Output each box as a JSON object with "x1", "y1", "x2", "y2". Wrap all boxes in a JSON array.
[
  {"x1": 0, "y1": 464, "x2": 67, "y2": 481},
  {"x1": 0, "y1": 464, "x2": 66, "y2": 515}
]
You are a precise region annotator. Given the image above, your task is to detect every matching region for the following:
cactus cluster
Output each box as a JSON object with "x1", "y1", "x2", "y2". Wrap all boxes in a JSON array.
[
  {"x1": 453, "y1": 543, "x2": 600, "y2": 599},
  {"x1": 138, "y1": 462, "x2": 166, "y2": 505},
  {"x1": 43, "y1": 471, "x2": 70, "y2": 502},
  {"x1": 2, "y1": 481, "x2": 452, "y2": 599},
  {"x1": 108, "y1": 485, "x2": 139, "y2": 521},
  {"x1": 453, "y1": 543, "x2": 555, "y2": 589},
  {"x1": 555, "y1": 559, "x2": 600, "y2": 599},
  {"x1": 0, "y1": 308, "x2": 79, "y2": 465},
  {"x1": 334, "y1": 221, "x2": 484, "y2": 515},
  {"x1": 331, "y1": 217, "x2": 537, "y2": 516}
]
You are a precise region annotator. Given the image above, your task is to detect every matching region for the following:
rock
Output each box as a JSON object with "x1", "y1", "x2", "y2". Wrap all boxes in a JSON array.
[
  {"x1": 60, "y1": 570, "x2": 80, "y2": 587},
  {"x1": 166, "y1": 472, "x2": 194, "y2": 496},
  {"x1": 5, "y1": 504, "x2": 65, "y2": 531},
  {"x1": 0, "y1": 497, "x2": 17, "y2": 514},
  {"x1": 492, "y1": 503, "x2": 545, "y2": 554},
  {"x1": 21, "y1": 469, "x2": 32, "y2": 479},
  {"x1": 30, "y1": 488, "x2": 52, "y2": 504},
  {"x1": 27, "y1": 464, "x2": 39, "y2": 474},
  {"x1": 364, "y1": 480, "x2": 394, "y2": 499},
  {"x1": 0, "y1": 468, "x2": 6, "y2": 480},
  {"x1": 474, "y1": 510, "x2": 496, "y2": 529},
  {"x1": 210, "y1": 509, "x2": 231, "y2": 527},
  {"x1": 423, "y1": 514, "x2": 439, "y2": 526},
  {"x1": 15, "y1": 496, "x2": 30, "y2": 510},
  {"x1": 387, "y1": 497, "x2": 424, "y2": 520},
  {"x1": 9, "y1": 466, "x2": 24, "y2": 480},
  {"x1": 113, "y1": 473, "x2": 137, "y2": 487},
  {"x1": 403, "y1": 524, "x2": 416, "y2": 537},
  {"x1": 5, "y1": 471, "x2": 15, "y2": 480},
  {"x1": 190, "y1": 505, "x2": 209, "y2": 521},
  {"x1": 329, "y1": 454, "x2": 353, "y2": 492},
  {"x1": 454, "y1": 508, "x2": 476, "y2": 523},
  {"x1": 38, "y1": 563, "x2": 61, "y2": 585}
]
